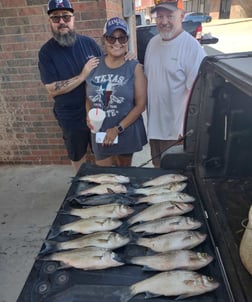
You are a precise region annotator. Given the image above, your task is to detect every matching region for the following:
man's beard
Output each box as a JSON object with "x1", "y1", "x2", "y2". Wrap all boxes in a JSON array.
[{"x1": 52, "y1": 25, "x2": 77, "y2": 47}]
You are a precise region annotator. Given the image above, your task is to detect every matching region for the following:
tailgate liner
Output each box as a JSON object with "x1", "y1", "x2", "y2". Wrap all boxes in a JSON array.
[{"x1": 17, "y1": 164, "x2": 234, "y2": 302}]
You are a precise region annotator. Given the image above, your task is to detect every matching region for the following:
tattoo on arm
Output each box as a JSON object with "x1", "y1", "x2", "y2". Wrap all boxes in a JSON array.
[{"x1": 54, "y1": 80, "x2": 71, "y2": 91}]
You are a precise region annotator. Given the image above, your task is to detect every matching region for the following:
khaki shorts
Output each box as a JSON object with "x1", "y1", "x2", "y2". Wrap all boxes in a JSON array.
[{"x1": 149, "y1": 139, "x2": 181, "y2": 167}]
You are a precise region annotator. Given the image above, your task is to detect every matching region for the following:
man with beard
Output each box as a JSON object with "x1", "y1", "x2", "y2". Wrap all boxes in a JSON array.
[
  {"x1": 38, "y1": 0, "x2": 102, "y2": 173},
  {"x1": 144, "y1": 0, "x2": 206, "y2": 167}
]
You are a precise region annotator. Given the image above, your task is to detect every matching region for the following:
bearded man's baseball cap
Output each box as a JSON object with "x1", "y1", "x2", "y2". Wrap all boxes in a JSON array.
[
  {"x1": 151, "y1": 0, "x2": 184, "y2": 13},
  {"x1": 47, "y1": 0, "x2": 74, "y2": 15}
]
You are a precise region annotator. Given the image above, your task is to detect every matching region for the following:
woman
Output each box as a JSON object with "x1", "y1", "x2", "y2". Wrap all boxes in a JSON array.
[{"x1": 86, "y1": 17, "x2": 147, "y2": 167}]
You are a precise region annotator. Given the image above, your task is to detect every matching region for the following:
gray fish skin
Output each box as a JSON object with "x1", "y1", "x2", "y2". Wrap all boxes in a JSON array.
[
  {"x1": 129, "y1": 216, "x2": 201, "y2": 234},
  {"x1": 77, "y1": 173, "x2": 130, "y2": 184},
  {"x1": 38, "y1": 246, "x2": 124, "y2": 270},
  {"x1": 134, "y1": 182, "x2": 187, "y2": 195},
  {"x1": 66, "y1": 204, "x2": 134, "y2": 219},
  {"x1": 49, "y1": 217, "x2": 122, "y2": 238},
  {"x1": 78, "y1": 184, "x2": 127, "y2": 196},
  {"x1": 142, "y1": 174, "x2": 188, "y2": 187},
  {"x1": 69, "y1": 194, "x2": 134, "y2": 206},
  {"x1": 119, "y1": 270, "x2": 219, "y2": 302},
  {"x1": 125, "y1": 250, "x2": 213, "y2": 271},
  {"x1": 43, "y1": 231, "x2": 130, "y2": 253},
  {"x1": 136, "y1": 192, "x2": 195, "y2": 204},
  {"x1": 127, "y1": 201, "x2": 194, "y2": 226},
  {"x1": 135, "y1": 230, "x2": 207, "y2": 252}
]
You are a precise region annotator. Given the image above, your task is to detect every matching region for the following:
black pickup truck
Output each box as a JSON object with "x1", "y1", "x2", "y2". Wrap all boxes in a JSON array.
[{"x1": 136, "y1": 21, "x2": 218, "y2": 64}]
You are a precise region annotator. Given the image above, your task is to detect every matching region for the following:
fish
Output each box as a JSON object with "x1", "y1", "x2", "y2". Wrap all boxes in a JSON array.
[
  {"x1": 127, "y1": 201, "x2": 194, "y2": 226},
  {"x1": 75, "y1": 173, "x2": 130, "y2": 184},
  {"x1": 78, "y1": 184, "x2": 127, "y2": 196},
  {"x1": 133, "y1": 182, "x2": 187, "y2": 195},
  {"x1": 61, "y1": 203, "x2": 134, "y2": 219},
  {"x1": 136, "y1": 192, "x2": 195, "y2": 204},
  {"x1": 48, "y1": 217, "x2": 122, "y2": 239},
  {"x1": 37, "y1": 246, "x2": 124, "y2": 270},
  {"x1": 124, "y1": 249, "x2": 213, "y2": 271},
  {"x1": 141, "y1": 173, "x2": 188, "y2": 187},
  {"x1": 117, "y1": 270, "x2": 219, "y2": 302},
  {"x1": 40, "y1": 231, "x2": 130, "y2": 254},
  {"x1": 134, "y1": 230, "x2": 207, "y2": 252},
  {"x1": 129, "y1": 216, "x2": 201, "y2": 235}
]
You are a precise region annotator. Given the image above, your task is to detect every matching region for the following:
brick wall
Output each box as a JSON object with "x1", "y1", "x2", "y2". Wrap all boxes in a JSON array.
[{"x1": 0, "y1": 0, "x2": 123, "y2": 165}]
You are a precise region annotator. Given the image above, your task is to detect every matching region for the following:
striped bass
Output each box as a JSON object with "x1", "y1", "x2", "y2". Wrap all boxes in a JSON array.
[
  {"x1": 48, "y1": 217, "x2": 122, "y2": 239},
  {"x1": 41, "y1": 231, "x2": 130, "y2": 254},
  {"x1": 133, "y1": 182, "x2": 187, "y2": 195},
  {"x1": 38, "y1": 246, "x2": 124, "y2": 270},
  {"x1": 136, "y1": 192, "x2": 195, "y2": 204},
  {"x1": 62, "y1": 203, "x2": 134, "y2": 219},
  {"x1": 118, "y1": 270, "x2": 219, "y2": 302},
  {"x1": 129, "y1": 216, "x2": 201, "y2": 234},
  {"x1": 141, "y1": 174, "x2": 188, "y2": 187},
  {"x1": 127, "y1": 201, "x2": 194, "y2": 226},
  {"x1": 134, "y1": 230, "x2": 207, "y2": 252},
  {"x1": 76, "y1": 173, "x2": 130, "y2": 184},
  {"x1": 78, "y1": 184, "x2": 127, "y2": 196},
  {"x1": 125, "y1": 249, "x2": 213, "y2": 271}
]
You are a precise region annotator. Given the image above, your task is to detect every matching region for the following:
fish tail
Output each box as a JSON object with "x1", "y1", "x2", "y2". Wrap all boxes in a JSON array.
[
  {"x1": 115, "y1": 287, "x2": 135, "y2": 302},
  {"x1": 117, "y1": 221, "x2": 130, "y2": 235},
  {"x1": 38, "y1": 240, "x2": 58, "y2": 256},
  {"x1": 128, "y1": 230, "x2": 141, "y2": 243},
  {"x1": 48, "y1": 224, "x2": 61, "y2": 239}
]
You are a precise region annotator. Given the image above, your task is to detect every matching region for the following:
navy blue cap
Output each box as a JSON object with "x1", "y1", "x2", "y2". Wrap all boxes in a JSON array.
[
  {"x1": 47, "y1": 0, "x2": 74, "y2": 15},
  {"x1": 103, "y1": 17, "x2": 129, "y2": 36}
]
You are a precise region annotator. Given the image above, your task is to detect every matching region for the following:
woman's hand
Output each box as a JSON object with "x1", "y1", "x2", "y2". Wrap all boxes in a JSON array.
[
  {"x1": 82, "y1": 57, "x2": 100, "y2": 78},
  {"x1": 102, "y1": 127, "x2": 118, "y2": 146},
  {"x1": 86, "y1": 115, "x2": 94, "y2": 132}
]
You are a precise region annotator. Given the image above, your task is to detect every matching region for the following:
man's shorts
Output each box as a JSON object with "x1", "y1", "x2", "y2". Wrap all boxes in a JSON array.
[{"x1": 62, "y1": 128, "x2": 91, "y2": 162}]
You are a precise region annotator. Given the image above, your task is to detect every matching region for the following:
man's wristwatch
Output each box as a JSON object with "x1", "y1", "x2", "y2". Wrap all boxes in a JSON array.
[{"x1": 117, "y1": 124, "x2": 124, "y2": 134}]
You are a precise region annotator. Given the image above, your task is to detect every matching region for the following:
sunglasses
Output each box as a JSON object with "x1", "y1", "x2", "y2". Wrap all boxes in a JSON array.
[
  {"x1": 105, "y1": 35, "x2": 129, "y2": 44},
  {"x1": 49, "y1": 14, "x2": 74, "y2": 23}
]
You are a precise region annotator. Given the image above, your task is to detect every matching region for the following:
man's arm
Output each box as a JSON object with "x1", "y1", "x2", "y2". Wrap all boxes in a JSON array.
[{"x1": 45, "y1": 57, "x2": 100, "y2": 98}]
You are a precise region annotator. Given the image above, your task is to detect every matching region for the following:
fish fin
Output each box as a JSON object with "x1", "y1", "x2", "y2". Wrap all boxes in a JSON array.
[
  {"x1": 56, "y1": 262, "x2": 72, "y2": 270},
  {"x1": 113, "y1": 253, "x2": 125, "y2": 265},
  {"x1": 38, "y1": 240, "x2": 58, "y2": 255},
  {"x1": 145, "y1": 291, "x2": 160, "y2": 298},
  {"x1": 107, "y1": 188, "x2": 115, "y2": 194},
  {"x1": 175, "y1": 293, "x2": 194, "y2": 300},
  {"x1": 142, "y1": 265, "x2": 155, "y2": 271},
  {"x1": 115, "y1": 287, "x2": 135, "y2": 302}
]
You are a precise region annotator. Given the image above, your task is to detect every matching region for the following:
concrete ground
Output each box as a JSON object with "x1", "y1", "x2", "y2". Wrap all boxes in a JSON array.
[{"x1": 1, "y1": 18, "x2": 251, "y2": 302}]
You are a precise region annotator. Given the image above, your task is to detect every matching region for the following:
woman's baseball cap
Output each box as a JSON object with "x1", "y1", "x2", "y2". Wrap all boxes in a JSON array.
[
  {"x1": 47, "y1": 0, "x2": 74, "y2": 15},
  {"x1": 103, "y1": 17, "x2": 129, "y2": 36}
]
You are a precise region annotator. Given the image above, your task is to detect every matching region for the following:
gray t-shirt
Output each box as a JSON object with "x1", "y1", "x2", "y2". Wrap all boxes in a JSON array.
[{"x1": 86, "y1": 57, "x2": 147, "y2": 158}]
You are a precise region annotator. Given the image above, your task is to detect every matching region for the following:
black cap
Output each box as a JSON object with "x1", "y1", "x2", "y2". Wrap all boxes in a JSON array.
[{"x1": 47, "y1": 0, "x2": 74, "y2": 15}]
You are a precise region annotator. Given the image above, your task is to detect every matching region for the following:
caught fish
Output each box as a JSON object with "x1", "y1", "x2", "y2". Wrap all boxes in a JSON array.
[
  {"x1": 134, "y1": 230, "x2": 207, "y2": 252},
  {"x1": 127, "y1": 201, "x2": 194, "y2": 226},
  {"x1": 118, "y1": 270, "x2": 219, "y2": 302},
  {"x1": 41, "y1": 231, "x2": 130, "y2": 254},
  {"x1": 133, "y1": 182, "x2": 187, "y2": 195},
  {"x1": 48, "y1": 217, "x2": 122, "y2": 239},
  {"x1": 124, "y1": 249, "x2": 213, "y2": 271},
  {"x1": 141, "y1": 173, "x2": 188, "y2": 187},
  {"x1": 67, "y1": 193, "x2": 134, "y2": 206},
  {"x1": 61, "y1": 203, "x2": 134, "y2": 219},
  {"x1": 136, "y1": 192, "x2": 195, "y2": 204},
  {"x1": 129, "y1": 216, "x2": 201, "y2": 235},
  {"x1": 78, "y1": 184, "x2": 127, "y2": 196},
  {"x1": 37, "y1": 246, "x2": 124, "y2": 270},
  {"x1": 76, "y1": 173, "x2": 130, "y2": 184}
]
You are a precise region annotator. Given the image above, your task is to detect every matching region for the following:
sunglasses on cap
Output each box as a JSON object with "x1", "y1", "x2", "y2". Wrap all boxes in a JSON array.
[
  {"x1": 105, "y1": 35, "x2": 129, "y2": 44},
  {"x1": 49, "y1": 14, "x2": 74, "y2": 23}
]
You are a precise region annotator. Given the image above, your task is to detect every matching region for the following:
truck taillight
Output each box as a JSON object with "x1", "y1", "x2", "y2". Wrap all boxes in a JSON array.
[{"x1": 195, "y1": 24, "x2": 202, "y2": 41}]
